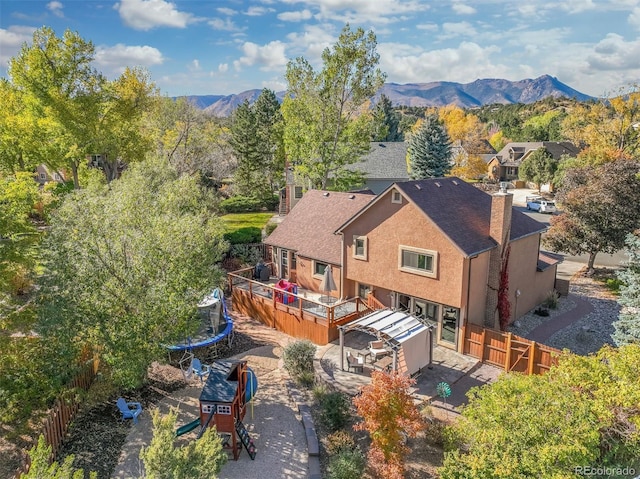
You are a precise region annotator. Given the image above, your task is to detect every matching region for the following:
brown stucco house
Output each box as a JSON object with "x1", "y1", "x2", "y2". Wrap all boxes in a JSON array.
[
  {"x1": 487, "y1": 141, "x2": 579, "y2": 183},
  {"x1": 261, "y1": 178, "x2": 557, "y2": 353}
]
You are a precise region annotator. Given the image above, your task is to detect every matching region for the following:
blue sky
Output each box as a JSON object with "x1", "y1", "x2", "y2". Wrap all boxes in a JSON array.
[{"x1": 1, "y1": 0, "x2": 640, "y2": 98}]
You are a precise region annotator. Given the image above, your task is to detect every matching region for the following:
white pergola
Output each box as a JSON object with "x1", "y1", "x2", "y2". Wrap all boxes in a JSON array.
[{"x1": 338, "y1": 308, "x2": 434, "y2": 376}]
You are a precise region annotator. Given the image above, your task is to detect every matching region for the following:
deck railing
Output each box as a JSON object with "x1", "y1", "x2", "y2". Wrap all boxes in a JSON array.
[{"x1": 228, "y1": 266, "x2": 371, "y2": 344}]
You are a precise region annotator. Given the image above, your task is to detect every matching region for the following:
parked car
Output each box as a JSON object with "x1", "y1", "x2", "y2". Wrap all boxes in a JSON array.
[{"x1": 526, "y1": 196, "x2": 557, "y2": 214}]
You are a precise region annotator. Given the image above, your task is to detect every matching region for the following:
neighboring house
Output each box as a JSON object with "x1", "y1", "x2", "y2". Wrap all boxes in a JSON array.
[
  {"x1": 266, "y1": 190, "x2": 376, "y2": 289},
  {"x1": 450, "y1": 139, "x2": 497, "y2": 165},
  {"x1": 345, "y1": 142, "x2": 410, "y2": 194},
  {"x1": 487, "y1": 141, "x2": 579, "y2": 183},
  {"x1": 278, "y1": 142, "x2": 408, "y2": 214},
  {"x1": 35, "y1": 164, "x2": 67, "y2": 185},
  {"x1": 264, "y1": 178, "x2": 557, "y2": 353}
]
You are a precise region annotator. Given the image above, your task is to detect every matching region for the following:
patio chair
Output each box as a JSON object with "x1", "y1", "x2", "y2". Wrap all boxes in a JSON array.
[
  {"x1": 192, "y1": 358, "x2": 211, "y2": 383},
  {"x1": 368, "y1": 340, "x2": 389, "y2": 362},
  {"x1": 346, "y1": 351, "x2": 365, "y2": 373},
  {"x1": 116, "y1": 398, "x2": 142, "y2": 424}
]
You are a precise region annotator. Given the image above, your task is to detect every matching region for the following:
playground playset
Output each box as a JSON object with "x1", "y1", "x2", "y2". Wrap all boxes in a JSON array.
[{"x1": 175, "y1": 360, "x2": 258, "y2": 460}]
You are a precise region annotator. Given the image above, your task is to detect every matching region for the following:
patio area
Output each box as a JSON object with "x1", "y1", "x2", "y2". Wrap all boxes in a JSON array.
[{"x1": 316, "y1": 330, "x2": 503, "y2": 417}]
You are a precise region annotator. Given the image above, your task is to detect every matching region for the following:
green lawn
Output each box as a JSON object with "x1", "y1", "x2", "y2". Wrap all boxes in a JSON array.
[{"x1": 220, "y1": 212, "x2": 274, "y2": 233}]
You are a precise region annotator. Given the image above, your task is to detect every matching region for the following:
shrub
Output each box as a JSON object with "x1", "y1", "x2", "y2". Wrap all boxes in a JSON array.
[
  {"x1": 283, "y1": 340, "x2": 316, "y2": 379},
  {"x1": 220, "y1": 196, "x2": 261, "y2": 214},
  {"x1": 264, "y1": 221, "x2": 278, "y2": 236},
  {"x1": 223, "y1": 227, "x2": 262, "y2": 245},
  {"x1": 261, "y1": 194, "x2": 279, "y2": 211},
  {"x1": 326, "y1": 449, "x2": 366, "y2": 479},
  {"x1": 543, "y1": 290, "x2": 560, "y2": 309},
  {"x1": 326, "y1": 430, "x2": 357, "y2": 456},
  {"x1": 605, "y1": 277, "x2": 623, "y2": 293},
  {"x1": 297, "y1": 370, "x2": 316, "y2": 388},
  {"x1": 229, "y1": 244, "x2": 264, "y2": 265},
  {"x1": 319, "y1": 391, "x2": 351, "y2": 432}
]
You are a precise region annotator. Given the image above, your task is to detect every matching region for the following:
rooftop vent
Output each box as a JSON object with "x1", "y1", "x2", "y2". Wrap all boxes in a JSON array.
[
  {"x1": 415, "y1": 184, "x2": 422, "y2": 190},
  {"x1": 349, "y1": 194, "x2": 356, "y2": 199},
  {"x1": 452, "y1": 180, "x2": 458, "y2": 185},
  {"x1": 434, "y1": 182, "x2": 441, "y2": 188},
  {"x1": 323, "y1": 192, "x2": 330, "y2": 197}
]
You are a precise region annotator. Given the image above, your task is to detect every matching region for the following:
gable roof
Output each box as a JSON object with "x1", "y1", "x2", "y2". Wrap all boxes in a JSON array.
[
  {"x1": 492, "y1": 141, "x2": 579, "y2": 166},
  {"x1": 346, "y1": 142, "x2": 410, "y2": 180},
  {"x1": 337, "y1": 177, "x2": 547, "y2": 258},
  {"x1": 264, "y1": 189, "x2": 375, "y2": 264}
]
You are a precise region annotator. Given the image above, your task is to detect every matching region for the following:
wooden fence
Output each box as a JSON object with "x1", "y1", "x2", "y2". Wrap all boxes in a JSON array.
[
  {"x1": 14, "y1": 353, "x2": 100, "y2": 478},
  {"x1": 462, "y1": 323, "x2": 560, "y2": 375}
]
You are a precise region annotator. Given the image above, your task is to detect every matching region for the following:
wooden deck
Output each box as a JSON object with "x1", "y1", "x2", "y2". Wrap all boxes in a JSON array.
[{"x1": 228, "y1": 267, "x2": 371, "y2": 345}]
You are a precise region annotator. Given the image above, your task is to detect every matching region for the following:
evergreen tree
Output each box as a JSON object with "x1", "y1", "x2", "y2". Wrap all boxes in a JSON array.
[
  {"x1": 372, "y1": 94, "x2": 402, "y2": 141},
  {"x1": 613, "y1": 232, "x2": 640, "y2": 346},
  {"x1": 407, "y1": 114, "x2": 452, "y2": 179}
]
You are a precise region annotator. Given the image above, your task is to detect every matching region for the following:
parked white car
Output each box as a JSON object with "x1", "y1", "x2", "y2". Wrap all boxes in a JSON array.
[{"x1": 526, "y1": 196, "x2": 557, "y2": 214}]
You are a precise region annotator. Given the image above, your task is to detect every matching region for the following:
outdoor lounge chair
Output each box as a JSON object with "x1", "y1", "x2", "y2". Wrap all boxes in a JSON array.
[
  {"x1": 346, "y1": 351, "x2": 365, "y2": 373},
  {"x1": 192, "y1": 358, "x2": 211, "y2": 383},
  {"x1": 368, "y1": 340, "x2": 388, "y2": 362},
  {"x1": 116, "y1": 398, "x2": 142, "y2": 424}
]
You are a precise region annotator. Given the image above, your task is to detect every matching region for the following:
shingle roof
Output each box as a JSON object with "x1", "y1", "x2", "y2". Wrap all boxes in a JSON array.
[
  {"x1": 492, "y1": 141, "x2": 579, "y2": 165},
  {"x1": 346, "y1": 142, "x2": 410, "y2": 180},
  {"x1": 264, "y1": 190, "x2": 375, "y2": 264},
  {"x1": 393, "y1": 178, "x2": 547, "y2": 257}
]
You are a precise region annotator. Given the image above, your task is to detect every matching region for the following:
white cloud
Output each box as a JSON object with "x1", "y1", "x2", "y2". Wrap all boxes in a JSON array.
[
  {"x1": 261, "y1": 78, "x2": 287, "y2": 92},
  {"x1": 94, "y1": 44, "x2": 164, "y2": 75},
  {"x1": 378, "y1": 41, "x2": 517, "y2": 85},
  {"x1": 115, "y1": 0, "x2": 194, "y2": 31},
  {"x1": 0, "y1": 26, "x2": 36, "y2": 66},
  {"x1": 629, "y1": 7, "x2": 640, "y2": 29},
  {"x1": 278, "y1": 9, "x2": 313, "y2": 21},
  {"x1": 191, "y1": 59, "x2": 200, "y2": 71},
  {"x1": 587, "y1": 33, "x2": 640, "y2": 71},
  {"x1": 417, "y1": 23, "x2": 438, "y2": 31},
  {"x1": 208, "y1": 18, "x2": 242, "y2": 31},
  {"x1": 452, "y1": 3, "x2": 476, "y2": 15},
  {"x1": 285, "y1": 24, "x2": 336, "y2": 64},
  {"x1": 440, "y1": 21, "x2": 477, "y2": 39},
  {"x1": 245, "y1": 6, "x2": 274, "y2": 16},
  {"x1": 217, "y1": 7, "x2": 237, "y2": 16},
  {"x1": 280, "y1": 0, "x2": 428, "y2": 24},
  {"x1": 233, "y1": 40, "x2": 287, "y2": 72},
  {"x1": 47, "y1": 1, "x2": 64, "y2": 18},
  {"x1": 218, "y1": 63, "x2": 229, "y2": 73}
]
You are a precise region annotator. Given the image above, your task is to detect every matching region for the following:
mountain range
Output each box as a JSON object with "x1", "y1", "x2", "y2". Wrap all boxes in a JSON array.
[{"x1": 179, "y1": 75, "x2": 593, "y2": 117}]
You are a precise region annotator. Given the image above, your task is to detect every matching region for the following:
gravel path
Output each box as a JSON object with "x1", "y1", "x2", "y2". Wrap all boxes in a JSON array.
[{"x1": 509, "y1": 268, "x2": 620, "y2": 355}]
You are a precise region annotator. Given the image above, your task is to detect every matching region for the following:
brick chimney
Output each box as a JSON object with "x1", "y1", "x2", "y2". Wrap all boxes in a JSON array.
[{"x1": 484, "y1": 189, "x2": 513, "y2": 328}]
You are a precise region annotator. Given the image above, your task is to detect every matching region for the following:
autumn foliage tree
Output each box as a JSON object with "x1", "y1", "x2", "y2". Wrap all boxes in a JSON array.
[
  {"x1": 544, "y1": 160, "x2": 640, "y2": 273},
  {"x1": 353, "y1": 371, "x2": 425, "y2": 479}
]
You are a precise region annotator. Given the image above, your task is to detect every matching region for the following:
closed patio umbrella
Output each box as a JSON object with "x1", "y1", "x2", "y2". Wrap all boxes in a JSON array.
[{"x1": 319, "y1": 265, "x2": 337, "y2": 302}]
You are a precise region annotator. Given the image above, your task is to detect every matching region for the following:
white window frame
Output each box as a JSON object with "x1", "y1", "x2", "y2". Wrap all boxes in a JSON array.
[
  {"x1": 217, "y1": 404, "x2": 232, "y2": 415},
  {"x1": 313, "y1": 260, "x2": 328, "y2": 279},
  {"x1": 352, "y1": 235, "x2": 368, "y2": 260},
  {"x1": 391, "y1": 190, "x2": 402, "y2": 204},
  {"x1": 39, "y1": 172, "x2": 46, "y2": 180},
  {"x1": 201, "y1": 404, "x2": 214, "y2": 414},
  {"x1": 398, "y1": 245, "x2": 437, "y2": 278},
  {"x1": 53, "y1": 173, "x2": 62, "y2": 181}
]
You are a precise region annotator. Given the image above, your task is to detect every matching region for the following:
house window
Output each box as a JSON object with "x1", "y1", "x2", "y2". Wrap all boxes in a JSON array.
[
  {"x1": 294, "y1": 186, "x2": 303, "y2": 199},
  {"x1": 281, "y1": 249, "x2": 288, "y2": 278},
  {"x1": 358, "y1": 283, "x2": 372, "y2": 299},
  {"x1": 391, "y1": 190, "x2": 402, "y2": 204},
  {"x1": 201, "y1": 404, "x2": 214, "y2": 414},
  {"x1": 216, "y1": 405, "x2": 232, "y2": 415},
  {"x1": 506, "y1": 167, "x2": 517, "y2": 176},
  {"x1": 53, "y1": 173, "x2": 62, "y2": 181},
  {"x1": 353, "y1": 235, "x2": 367, "y2": 260},
  {"x1": 39, "y1": 173, "x2": 46, "y2": 180},
  {"x1": 398, "y1": 246, "x2": 437, "y2": 278},
  {"x1": 313, "y1": 261, "x2": 328, "y2": 278},
  {"x1": 291, "y1": 252, "x2": 297, "y2": 271}
]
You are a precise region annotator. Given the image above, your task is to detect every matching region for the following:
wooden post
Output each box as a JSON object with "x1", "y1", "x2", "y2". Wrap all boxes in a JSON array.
[
  {"x1": 479, "y1": 328, "x2": 486, "y2": 362},
  {"x1": 504, "y1": 332, "x2": 512, "y2": 371},
  {"x1": 528, "y1": 341, "x2": 536, "y2": 375},
  {"x1": 339, "y1": 328, "x2": 345, "y2": 371}
]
